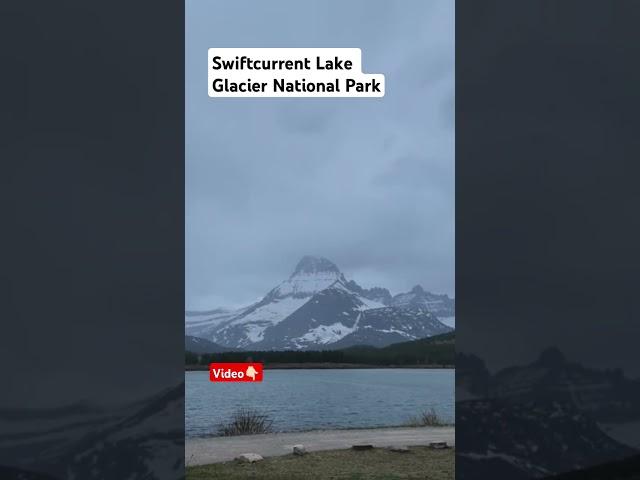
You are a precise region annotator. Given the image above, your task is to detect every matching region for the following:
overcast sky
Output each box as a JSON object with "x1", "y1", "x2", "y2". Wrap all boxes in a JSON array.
[{"x1": 186, "y1": 0, "x2": 454, "y2": 310}]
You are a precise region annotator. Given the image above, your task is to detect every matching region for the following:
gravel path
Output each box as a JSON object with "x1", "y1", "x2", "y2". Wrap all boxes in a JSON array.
[{"x1": 186, "y1": 426, "x2": 455, "y2": 465}]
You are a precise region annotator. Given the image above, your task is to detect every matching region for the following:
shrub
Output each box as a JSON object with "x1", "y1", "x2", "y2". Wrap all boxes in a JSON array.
[
  {"x1": 217, "y1": 408, "x2": 274, "y2": 436},
  {"x1": 406, "y1": 407, "x2": 446, "y2": 427}
]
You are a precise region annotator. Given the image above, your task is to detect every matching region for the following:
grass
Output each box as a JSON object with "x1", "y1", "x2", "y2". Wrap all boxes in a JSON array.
[
  {"x1": 405, "y1": 408, "x2": 447, "y2": 427},
  {"x1": 217, "y1": 408, "x2": 274, "y2": 436},
  {"x1": 187, "y1": 446, "x2": 454, "y2": 479}
]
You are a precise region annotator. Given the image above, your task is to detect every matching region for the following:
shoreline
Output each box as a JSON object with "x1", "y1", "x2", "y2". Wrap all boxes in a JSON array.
[
  {"x1": 186, "y1": 362, "x2": 454, "y2": 371},
  {"x1": 186, "y1": 425, "x2": 455, "y2": 465},
  {"x1": 188, "y1": 422, "x2": 456, "y2": 441}
]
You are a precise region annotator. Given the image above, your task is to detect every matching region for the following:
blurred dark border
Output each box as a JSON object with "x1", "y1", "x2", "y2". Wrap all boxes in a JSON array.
[
  {"x1": 457, "y1": 1, "x2": 640, "y2": 479},
  {"x1": 0, "y1": 1, "x2": 184, "y2": 478},
  {"x1": 3, "y1": 1, "x2": 640, "y2": 479}
]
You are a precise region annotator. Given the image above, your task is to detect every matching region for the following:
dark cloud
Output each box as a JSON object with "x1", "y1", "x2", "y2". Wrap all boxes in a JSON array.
[{"x1": 186, "y1": 0, "x2": 454, "y2": 309}]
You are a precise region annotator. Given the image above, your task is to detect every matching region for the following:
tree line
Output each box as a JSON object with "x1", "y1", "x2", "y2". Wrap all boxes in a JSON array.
[{"x1": 186, "y1": 334, "x2": 454, "y2": 367}]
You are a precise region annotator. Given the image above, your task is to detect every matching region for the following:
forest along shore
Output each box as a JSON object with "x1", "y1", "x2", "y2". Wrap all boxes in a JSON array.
[{"x1": 186, "y1": 332, "x2": 456, "y2": 369}]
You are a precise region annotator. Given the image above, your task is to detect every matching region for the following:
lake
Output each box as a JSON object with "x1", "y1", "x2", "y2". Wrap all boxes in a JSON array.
[{"x1": 186, "y1": 369, "x2": 454, "y2": 438}]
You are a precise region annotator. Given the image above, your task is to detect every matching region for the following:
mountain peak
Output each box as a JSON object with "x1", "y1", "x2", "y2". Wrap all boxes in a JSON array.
[
  {"x1": 291, "y1": 256, "x2": 341, "y2": 277},
  {"x1": 410, "y1": 285, "x2": 425, "y2": 294}
]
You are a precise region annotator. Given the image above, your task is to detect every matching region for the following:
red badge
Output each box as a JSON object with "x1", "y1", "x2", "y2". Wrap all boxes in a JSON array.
[{"x1": 209, "y1": 362, "x2": 264, "y2": 382}]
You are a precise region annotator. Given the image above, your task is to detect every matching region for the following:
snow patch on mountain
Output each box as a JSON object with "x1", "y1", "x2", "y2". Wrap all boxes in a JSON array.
[
  {"x1": 229, "y1": 296, "x2": 309, "y2": 327},
  {"x1": 298, "y1": 321, "x2": 358, "y2": 345},
  {"x1": 272, "y1": 271, "x2": 343, "y2": 298}
]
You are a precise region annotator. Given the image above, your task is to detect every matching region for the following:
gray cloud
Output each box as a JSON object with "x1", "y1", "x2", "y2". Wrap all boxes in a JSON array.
[{"x1": 186, "y1": 0, "x2": 454, "y2": 309}]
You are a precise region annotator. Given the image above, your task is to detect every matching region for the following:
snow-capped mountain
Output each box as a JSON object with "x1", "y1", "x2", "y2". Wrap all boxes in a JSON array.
[
  {"x1": 391, "y1": 285, "x2": 455, "y2": 327},
  {"x1": 185, "y1": 256, "x2": 454, "y2": 350}
]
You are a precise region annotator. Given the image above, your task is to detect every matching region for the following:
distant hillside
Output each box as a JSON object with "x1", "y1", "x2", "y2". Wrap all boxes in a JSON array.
[
  {"x1": 347, "y1": 331, "x2": 455, "y2": 353},
  {"x1": 341, "y1": 332, "x2": 455, "y2": 365},
  {"x1": 186, "y1": 332, "x2": 455, "y2": 367},
  {"x1": 185, "y1": 335, "x2": 235, "y2": 354}
]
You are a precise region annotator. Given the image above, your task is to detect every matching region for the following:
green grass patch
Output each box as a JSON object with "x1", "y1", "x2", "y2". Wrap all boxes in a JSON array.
[{"x1": 187, "y1": 446, "x2": 454, "y2": 479}]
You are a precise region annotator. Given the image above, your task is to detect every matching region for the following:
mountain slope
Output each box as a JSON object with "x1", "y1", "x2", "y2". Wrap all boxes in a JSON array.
[
  {"x1": 328, "y1": 305, "x2": 451, "y2": 349},
  {"x1": 184, "y1": 308, "x2": 239, "y2": 339}
]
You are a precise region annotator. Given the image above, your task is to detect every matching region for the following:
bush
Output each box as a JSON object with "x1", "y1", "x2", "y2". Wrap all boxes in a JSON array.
[
  {"x1": 406, "y1": 408, "x2": 446, "y2": 427},
  {"x1": 217, "y1": 408, "x2": 274, "y2": 436}
]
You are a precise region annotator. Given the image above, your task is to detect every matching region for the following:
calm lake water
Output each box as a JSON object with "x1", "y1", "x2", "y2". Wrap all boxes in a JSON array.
[{"x1": 186, "y1": 369, "x2": 454, "y2": 438}]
